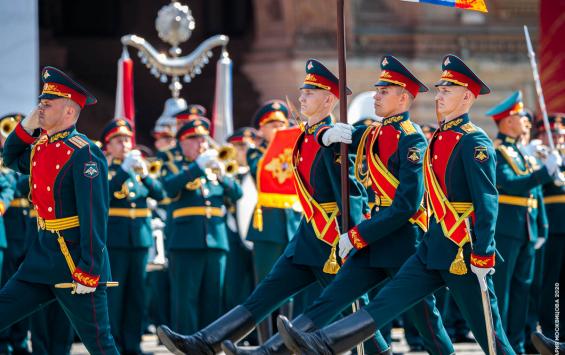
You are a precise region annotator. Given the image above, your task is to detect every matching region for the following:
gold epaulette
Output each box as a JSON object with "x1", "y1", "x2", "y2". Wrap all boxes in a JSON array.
[
  {"x1": 399, "y1": 120, "x2": 416, "y2": 135},
  {"x1": 460, "y1": 123, "x2": 476, "y2": 134},
  {"x1": 67, "y1": 135, "x2": 89, "y2": 149}
]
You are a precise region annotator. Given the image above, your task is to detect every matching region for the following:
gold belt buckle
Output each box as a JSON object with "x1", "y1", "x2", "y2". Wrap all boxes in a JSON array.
[
  {"x1": 129, "y1": 209, "x2": 136, "y2": 219},
  {"x1": 205, "y1": 207, "x2": 212, "y2": 219}
]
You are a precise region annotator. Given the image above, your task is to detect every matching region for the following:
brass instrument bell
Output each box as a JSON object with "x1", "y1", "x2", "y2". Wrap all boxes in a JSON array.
[{"x1": 1, "y1": 117, "x2": 19, "y2": 138}]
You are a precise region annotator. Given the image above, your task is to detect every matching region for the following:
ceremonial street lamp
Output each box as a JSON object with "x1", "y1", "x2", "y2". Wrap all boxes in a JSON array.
[{"x1": 121, "y1": 0, "x2": 231, "y2": 133}]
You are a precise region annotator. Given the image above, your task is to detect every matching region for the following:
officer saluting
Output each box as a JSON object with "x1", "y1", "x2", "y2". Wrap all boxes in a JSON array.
[
  {"x1": 1, "y1": 66, "x2": 119, "y2": 354},
  {"x1": 277, "y1": 54, "x2": 516, "y2": 355},
  {"x1": 103, "y1": 118, "x2": 165, "y2": 354},
  {"x1": 485, "y1": 91, "x2": 557, "y2": 353}
]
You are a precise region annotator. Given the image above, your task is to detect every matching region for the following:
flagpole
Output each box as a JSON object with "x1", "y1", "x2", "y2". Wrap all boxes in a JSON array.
[
  {"x1": 337, "y1": 3, "x2": 364, "y2": 355},
  {"x1": 337, "y1": 0, "x2": 349, "y2": 238}
]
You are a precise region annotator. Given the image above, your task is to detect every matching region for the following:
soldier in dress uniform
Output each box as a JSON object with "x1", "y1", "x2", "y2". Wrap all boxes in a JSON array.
[
  {"x1": 102, "y1": 118, "x2": 165, "y2": 354},
  {"x1": 485, "y1": 91, "x2": 559, "y2": 353},
  {"x1": 232, "y1": 55, "x2": 454, "y2": 355},
  {"x1": 154, "y1": 104, "x2": 206, "y2": 171},
  {"x1": 157, "y1": 58, "x2": 374, "y2": 355},
  {"x1": 223, "y1": 127, "x2": 256, "y2": 312},
  {"x1": 162, "y1": 117, "x2": 243, "y2": 334},
  {"x1": 0, "y1": 66, "x2": 119, "y2": 354},
  {"x1": 536, "y1": 114, "x2": 565, "y2": 344},
  {"x1": 245, "y1": 100, "x2": 303, "y2": 342},
  {"x1": 277, "y1": 54, "x2": 516, "y2": 355}
]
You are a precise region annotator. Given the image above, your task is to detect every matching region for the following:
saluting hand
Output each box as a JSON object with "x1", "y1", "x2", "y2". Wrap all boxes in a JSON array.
[
  {"x1": 21, "y1": 107, "x2": 40, "y2": 132},
  {"x1": 321, "y1": 123, "x2": 353, "y2": 146}
]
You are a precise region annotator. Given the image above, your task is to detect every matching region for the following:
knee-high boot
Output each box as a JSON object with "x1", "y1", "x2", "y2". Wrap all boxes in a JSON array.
[
  {"x1": 277, "y1": 309, "x2": 380, "y2": 355},
  {"x1": 157, "y1": 305, "x2": 255, "y2": 355},
  {"x1": 222, "y1": 315, "x2": 315, "y2": 355}
]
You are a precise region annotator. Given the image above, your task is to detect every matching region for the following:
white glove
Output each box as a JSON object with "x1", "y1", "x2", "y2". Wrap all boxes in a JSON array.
[
  {"x1": 338, "y1": 232, "x2": 354, "y2": 259},
  {"x1": 321, "y1": 123, "x2": 353, "y2": 146},
  {"x1": 74, "y1": 283, "x2": 96, "y2": 295},
  {"x1": 544, "y1": 150, "x2": 563, "y2": 176},
  {"x1": 521, "y1": 139, "x2": 542, "y2": 157},
  {"x1": 121, "y1": 150, "x2": 140, "y2": 173},
  {"x1": 555, "y1": 171, "x2": 565, "y2": 186},
  {"x1": 195, "y1": 150, "x2": 218, "y2": 170},
  {"x1": 132, "y1": 156, "x2": 149, "y2": 178},
  {"x1": 534, "y1": 237, "x2": 546, "y2": 250},
  {"x1": 470, "y1": 265, "x2": 495, "y2": 292}
]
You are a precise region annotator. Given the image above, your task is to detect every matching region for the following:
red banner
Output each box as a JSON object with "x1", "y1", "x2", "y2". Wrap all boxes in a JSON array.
[
  {"x1": 257, "y1": 126, "x2": 301, "y2": 197},
  {"x1": 540, "y1": 1, "x2": 565, "y2": 112}
]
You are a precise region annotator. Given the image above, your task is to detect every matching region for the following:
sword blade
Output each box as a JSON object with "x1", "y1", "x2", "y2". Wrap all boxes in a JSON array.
[{"x1": 464, "y1": 218, "x2": 497, "y2": 355}]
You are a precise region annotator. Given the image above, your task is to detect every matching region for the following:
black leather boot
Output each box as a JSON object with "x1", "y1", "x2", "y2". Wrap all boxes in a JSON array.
[
  {"x1": 157, "y1": 305, "x2": 255, "y2": 355},
  {"x1": 277, "y1": 309, "x2": 377, "y2": 355},
  {"x1": 531, "y1": 331, "x2": 565, "y2": 355},
  {"x1": 222, "y1": 315, "x2": 316, "y2": 355}
]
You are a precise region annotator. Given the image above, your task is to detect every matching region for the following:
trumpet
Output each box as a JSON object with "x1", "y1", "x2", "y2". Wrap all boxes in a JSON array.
[
  {"x1": 204, "y1": 137, "x2": 239, "y2": 179},
  {"x1": 224, "y1": 160, "x2": 239, "y2": 176},
  {"x1": 1, "y1": 116, "x2": 19, "y2": 138},
  {"x1": 147, "y1": 159, "x2": 163, "y2": 177}
]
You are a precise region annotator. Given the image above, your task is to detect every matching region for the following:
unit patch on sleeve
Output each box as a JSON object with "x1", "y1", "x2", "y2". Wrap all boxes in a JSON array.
[
  {"x1": 473, "y1": 146, "x2": 489, "y2": 162},
  {"x1": 407, "y1": 147, "x2": 422, "y2": 163},
  {"x1": 83, "y1": 161, "x2": 99, "y2": 178}
]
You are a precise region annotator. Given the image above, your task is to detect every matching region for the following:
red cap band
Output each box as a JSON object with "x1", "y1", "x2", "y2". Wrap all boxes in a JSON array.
[
  {"x1": 378, "y1": 70, "x2": 421, "y2": 97},
  {"x1": 439, "y1": 70, "x2": 481, "y2": 97},
  {"x1": 303, "y1": 73, "x2": 339, "y2": 97},
  {"x1": 42, "y1": 82, "x2": 87, "y2": 108}
]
